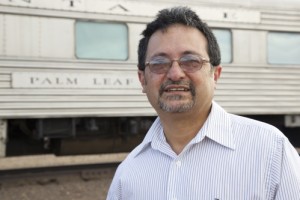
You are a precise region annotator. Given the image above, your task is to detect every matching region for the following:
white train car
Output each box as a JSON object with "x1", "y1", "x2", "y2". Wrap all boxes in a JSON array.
[{"x1": 0, "y1": 0, "x2": 299, "y2": 156}]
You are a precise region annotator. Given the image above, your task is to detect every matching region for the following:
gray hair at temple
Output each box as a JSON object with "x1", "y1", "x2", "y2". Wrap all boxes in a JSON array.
[{"x1": 137, "y1": 6, "x2": 221, "y2": 71}]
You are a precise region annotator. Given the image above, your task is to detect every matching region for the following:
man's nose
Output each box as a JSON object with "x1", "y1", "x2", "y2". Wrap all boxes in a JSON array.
[{"x1": 166, "y1": 60, "x2": 186, "y2": 80}]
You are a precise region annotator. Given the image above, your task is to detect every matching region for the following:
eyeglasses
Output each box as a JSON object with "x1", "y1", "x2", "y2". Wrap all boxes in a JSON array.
[{"x1": 145, "y1": 54, "x2": 210, "y2": 74}]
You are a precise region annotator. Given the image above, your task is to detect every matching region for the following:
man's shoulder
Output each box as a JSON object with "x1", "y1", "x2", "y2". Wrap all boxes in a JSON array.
[
  {"x1": 230, "y1": 113, "x2": 278, "y2": 130},
  {"x1": 228, "y1": 113, "x2": 286, "y2": 143},
  {"x1": 212, "y1": 102, "x2": 284, "y2": 139}
]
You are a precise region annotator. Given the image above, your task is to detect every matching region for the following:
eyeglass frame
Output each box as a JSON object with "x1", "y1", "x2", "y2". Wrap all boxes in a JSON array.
[{"x1": 145, "y1": 54, "x2": 211, "y2": 74}]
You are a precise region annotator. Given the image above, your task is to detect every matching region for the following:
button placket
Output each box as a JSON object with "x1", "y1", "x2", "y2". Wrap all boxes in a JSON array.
[{"x1": 167, "y1": 157, "x2": 184, "y2": 200}]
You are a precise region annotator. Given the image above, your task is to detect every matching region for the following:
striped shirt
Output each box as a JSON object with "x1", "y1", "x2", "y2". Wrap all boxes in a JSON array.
[{"x1": 107, "y1": 102, "x2": 300, "y2": 200}]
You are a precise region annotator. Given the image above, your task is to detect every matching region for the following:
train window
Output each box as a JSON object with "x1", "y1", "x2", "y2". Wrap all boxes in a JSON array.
[
  {"x1": 212, "y1": 29, "x2": 232, "y2": 63},
  {"x1": 268, "y1": 32, "x2": 300, "y2": 65},
  {"x1": 75, "y1": 21, "x2": 128, "y2": 60}
]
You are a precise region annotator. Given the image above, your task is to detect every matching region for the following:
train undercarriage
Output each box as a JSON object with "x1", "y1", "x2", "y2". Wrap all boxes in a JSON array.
[
  {"x1": 2, "y1": 117, "x2": 155, "y2": 157},
  {"x1": 1, "y1": 115, "x2": 300, "y2": 157}
]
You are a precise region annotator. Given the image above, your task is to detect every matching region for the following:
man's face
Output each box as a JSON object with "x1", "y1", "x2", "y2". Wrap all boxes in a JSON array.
[{"x1": 138, "y1": 24, "x2": 221, "y2": 115}]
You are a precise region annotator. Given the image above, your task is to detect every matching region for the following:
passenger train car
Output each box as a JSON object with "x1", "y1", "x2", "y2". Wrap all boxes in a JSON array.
[{"x1": 0, "y1": 0, "x2": 300, "y2": 157}]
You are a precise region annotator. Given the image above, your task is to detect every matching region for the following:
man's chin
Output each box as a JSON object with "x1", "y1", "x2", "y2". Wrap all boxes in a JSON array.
[{"x1": 159, "y1": 102, "x2": 194, "y2": 113}]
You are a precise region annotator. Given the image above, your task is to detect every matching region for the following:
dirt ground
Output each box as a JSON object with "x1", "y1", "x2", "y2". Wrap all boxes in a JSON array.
[{"x1": 0, "y1": 169, "x2": 115, "y2": 200}]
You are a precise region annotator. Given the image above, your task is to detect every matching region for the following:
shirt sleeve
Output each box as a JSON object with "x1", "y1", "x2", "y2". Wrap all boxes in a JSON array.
[
  {"x1": 106, "y1": 181, "x2": 121, "y2": 200},
  {"x1": 106, "y1": 163, "x2": 123, "y2": 200},
  {"x1": 274, "y1": 137, "x2": 300, "y2": 199}
]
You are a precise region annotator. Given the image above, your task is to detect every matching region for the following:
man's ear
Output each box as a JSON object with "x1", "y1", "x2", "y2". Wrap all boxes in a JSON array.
[
  {"x1": 213, "y1": 65, "x2": 222, "y2": 87},
  {"x1": 138, "y1": 70, "x2": 146, "y2": 93}
]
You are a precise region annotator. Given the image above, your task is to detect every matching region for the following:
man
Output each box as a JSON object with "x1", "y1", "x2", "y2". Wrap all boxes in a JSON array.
[{"x1": 107, "y1": 6, "x2": 300, "y2": 200}]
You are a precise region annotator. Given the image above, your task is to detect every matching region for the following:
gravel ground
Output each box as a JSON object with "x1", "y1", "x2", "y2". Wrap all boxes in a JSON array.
[{"x1": 0, "y1": 168, "x2": 116, "y2": 200}]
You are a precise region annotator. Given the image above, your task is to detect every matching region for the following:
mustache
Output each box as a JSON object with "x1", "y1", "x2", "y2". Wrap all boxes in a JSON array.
[{"x1": 159, "y1": 80, "x2": 195, "y2": 96}]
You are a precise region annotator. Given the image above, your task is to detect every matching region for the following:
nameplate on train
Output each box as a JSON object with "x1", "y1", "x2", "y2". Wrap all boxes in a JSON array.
[{"x1": 12, "y1": 72, "x2": 140, "y2": 89}]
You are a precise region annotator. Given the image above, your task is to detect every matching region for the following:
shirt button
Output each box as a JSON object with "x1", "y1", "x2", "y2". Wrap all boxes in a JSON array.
[{"x1": 176, "y1": 160, "x2": 181, "y2": 167}]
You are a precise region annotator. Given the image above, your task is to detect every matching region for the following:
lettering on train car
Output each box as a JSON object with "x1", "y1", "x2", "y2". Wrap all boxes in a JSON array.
[
  {"x1": 93, "y1": 78, "x2": 133, "y2": 86},
  {"x1": 12, "y1": 72, "x2": 140, "y2": 89},
  {"x1": 30, "y1": 77, "x2": 79, "y2": 86}
]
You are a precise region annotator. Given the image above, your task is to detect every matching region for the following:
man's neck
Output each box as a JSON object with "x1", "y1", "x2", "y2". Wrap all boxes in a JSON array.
[{"x1": 159, "y1": 105, "x2": 212, "y2": 155}]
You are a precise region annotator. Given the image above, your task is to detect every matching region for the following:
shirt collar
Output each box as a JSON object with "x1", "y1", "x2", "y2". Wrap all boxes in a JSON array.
[
  {"x1": 133, "y1": 101, "x2": 236, "y2": 158},
  {"x1": 131, "y1": 117, "x2": 163, "y2": 158},
  {"x1": 197, "y1": 101, "x2": 236, "y2": 150}
]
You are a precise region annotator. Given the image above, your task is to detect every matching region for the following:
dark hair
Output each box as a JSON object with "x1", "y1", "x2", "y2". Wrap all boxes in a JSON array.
[{"x1": 137, "y1": 6, "x2": 221, "y2": 70}]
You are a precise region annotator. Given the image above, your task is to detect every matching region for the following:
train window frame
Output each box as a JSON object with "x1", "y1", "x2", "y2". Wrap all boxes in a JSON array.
[
  {"x1": 75, "y1": 21, "x2": 129, "y2": 61},
  {"x1": 267, "y1": 31, "x2": 300, "y2": 65},
  {"x1": 212, "y1": 28, "x2": 233, "y2": 64}
]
